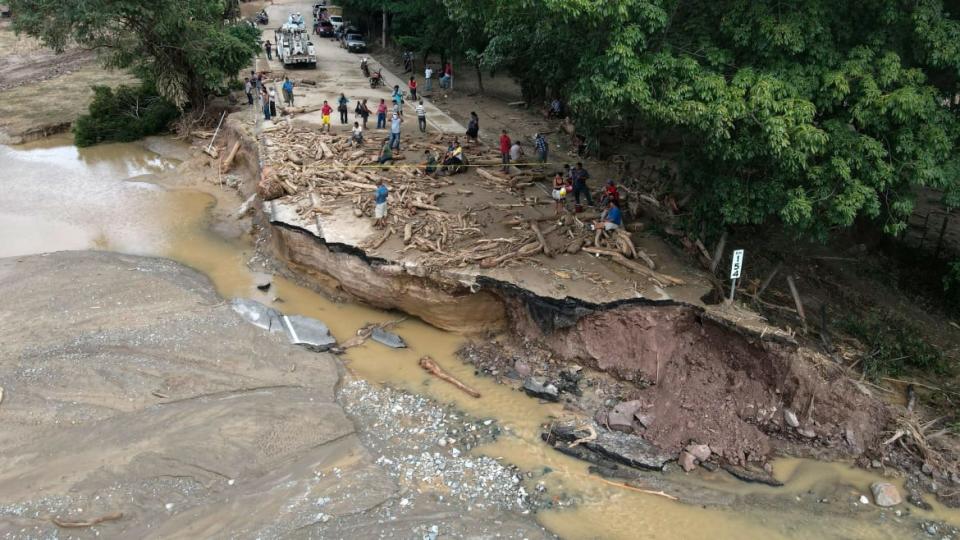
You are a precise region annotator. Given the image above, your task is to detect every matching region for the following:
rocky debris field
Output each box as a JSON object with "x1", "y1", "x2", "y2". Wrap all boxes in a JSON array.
[{"x1": 335, "y1": 379, "x2": 550, "y2": 538}]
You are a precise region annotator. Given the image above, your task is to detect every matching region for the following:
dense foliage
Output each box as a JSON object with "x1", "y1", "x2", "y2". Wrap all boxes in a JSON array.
[
  {"x1": 11, "y1": 0, "x2": 260, "y2": 108},
  {"x1": 73, "y1": 85, "x2": 179, "y2": 147},
  {"x1": 345, "y1": 0, "x2": 960, "y2": 241}
]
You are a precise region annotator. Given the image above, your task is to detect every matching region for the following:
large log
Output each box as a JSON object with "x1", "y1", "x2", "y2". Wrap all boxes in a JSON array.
[
  {"x1": 530, "y1": 220, "x2": 553, "y2": 257},
  {"x1": 220, "y1": 142, "x2": 241, "y2": 172},
  {"x1": 584, "y1": 247, "x2": 685, "y2": 286}
]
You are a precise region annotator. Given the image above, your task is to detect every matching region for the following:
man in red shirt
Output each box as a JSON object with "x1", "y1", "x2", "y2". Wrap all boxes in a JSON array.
[
  {"x1": 320, "y1": 100, "x2": 333, "y2": 133},
  {"x1": 499, "y1": 130, "x2": 511, "y2": 172}
]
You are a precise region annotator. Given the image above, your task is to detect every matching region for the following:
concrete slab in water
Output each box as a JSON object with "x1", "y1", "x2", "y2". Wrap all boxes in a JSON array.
[
  {"x1": 282, "y1": 314, "x2": 337, "y2": 352},
  {"x1": 231, "y1": 298, "x2": 284, "y2": 333},
  {"x1": 371, "y1": 327, "x2": 407, "y2": 348}
]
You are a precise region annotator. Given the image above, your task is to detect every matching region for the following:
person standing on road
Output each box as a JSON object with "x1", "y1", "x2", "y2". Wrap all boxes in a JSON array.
[
  {"x1": 268, "y1": 87, "x2": 277, "y2": 117},
  {"x1": 244, "y1": 78, "x2": 253, "y2": 105},
  {"x1": 261, "y1": 88, "x2": 272, "y2": 121},
  {"x1": 499, "y1": 130, "x2": 512, "y2": 172},
  {"x1": 389, "y1": 112, "x2": 403, "y2": 150},
  {"x1": 424, "y1": 65, "x2": 433, "y2": 92},
  {"x1": 282, "y1": 77, "x2": 294, "y2": 106},
  {"x1": 359, "y1": 99, "x2": 371, "y2": 129},
  {"x1": 374, "y1": 179, "x2": 389, "y2": 228},
  {"x1": 337, "y1": 93, "x2": 349, "y2": 124},
  {"x1": 391, "y1": 85, "x2": 404, "y2": 117},
  {"x1": 264, "y1": 40, "x2": 273, "y2": 60},
  {"x1": 465, "y1": 112, "x2": 479, "y2": 145},
  {"x1": 535, "y1": 132, "x2": 548, "y2": 165},
  {"x1": 320, "y1": 100, "x2": 333, "y2": 133},
  {"x1": 408, "y1": 76, "x2": 418, "y2": 101},
  {"x1": 416, "y1": 100, "x2": 427, "y2": 133},
  {"x1": 571, "y1": 161, "x2": 593, "y2": 209},
  {"x1": 376, "y1": 99, "x2": 387, "y2": 129}
]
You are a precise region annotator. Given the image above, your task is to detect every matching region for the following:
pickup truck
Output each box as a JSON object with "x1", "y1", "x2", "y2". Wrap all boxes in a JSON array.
[{"x1": 342, "y1": 33, "x2": 366, "y2": 53}]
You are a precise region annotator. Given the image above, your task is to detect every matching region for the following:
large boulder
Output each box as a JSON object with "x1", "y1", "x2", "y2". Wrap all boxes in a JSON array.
[
  {"x1": 281, "y1": 315, "x2": 337, "y2": 352},
  {"x1": 871, "y1": 482, "x2": 902, "y2": 507}
]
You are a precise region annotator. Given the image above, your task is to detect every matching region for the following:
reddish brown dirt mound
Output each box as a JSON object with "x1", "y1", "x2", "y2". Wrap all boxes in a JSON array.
[{"x1": 498, "y1": 301, "x2": 892, "y2": 466}]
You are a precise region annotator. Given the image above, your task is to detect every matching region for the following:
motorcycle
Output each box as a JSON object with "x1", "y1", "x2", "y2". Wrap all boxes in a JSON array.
[
  {"x1": 360, "y1": 58, "x2": 370, "y2": 78},
  {"x1": 369, "y1": 69, "x2": 383, "y2": 88},
  {"x1": 255, "y1": 10, "x2": 269, "y2": 25}
]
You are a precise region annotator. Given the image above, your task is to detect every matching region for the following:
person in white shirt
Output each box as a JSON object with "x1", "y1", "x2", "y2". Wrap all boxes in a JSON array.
[
  {"x1": 351, "y1": 121, "x2": 364, "y2": 145},
  {"x1": 424, "y1": 66, "x2": 433, "y2": 91},
  {"x1": 416, "y1": 100, "x2": 427, "y2": 133},
  {"x1": 509, "y1": 140, "x2": 523, "y2": 164}
]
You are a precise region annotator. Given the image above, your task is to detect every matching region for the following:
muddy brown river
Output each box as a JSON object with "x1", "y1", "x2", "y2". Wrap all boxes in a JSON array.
[{"x1": 2, "y1": 136, "x2": 958, "y2": 539}]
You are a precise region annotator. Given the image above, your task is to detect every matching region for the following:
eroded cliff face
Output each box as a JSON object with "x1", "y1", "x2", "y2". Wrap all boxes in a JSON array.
[
  {"x1": 501, "y1": 295, "x2": 890, "y2": 464},
  {"x1": 270, "y1": 223, "x2": 507, "y2": 333}
]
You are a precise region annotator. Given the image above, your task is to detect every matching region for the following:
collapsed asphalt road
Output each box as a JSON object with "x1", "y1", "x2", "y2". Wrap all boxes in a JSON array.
[{"x1": 0, "y1": 251, "x2": 547, "y2": 538}]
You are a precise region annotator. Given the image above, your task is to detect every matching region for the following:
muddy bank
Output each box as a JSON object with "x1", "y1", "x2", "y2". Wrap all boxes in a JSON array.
[{"x1": 0, "y1": 251, "x2": 547, "y2": 538}]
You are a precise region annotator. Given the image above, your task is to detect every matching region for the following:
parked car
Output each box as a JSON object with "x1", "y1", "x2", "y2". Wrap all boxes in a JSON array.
[
  {"x1": 316, "y1": 20, "x2": 334, "y2": 37},
  {"x1": 329, "y1": 15, "x2": 343, "y2": 32},
  {"x1": 338, "y1": 27, "x2": 360, "y2": 46},
  {"x1": 343, "y1": 33, "x2": 367, "y2": 53}
]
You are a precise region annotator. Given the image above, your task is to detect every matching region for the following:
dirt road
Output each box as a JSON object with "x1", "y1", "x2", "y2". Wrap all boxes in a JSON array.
[{"x1": 0, "y1": 251, "x2": 546, "y2": 538}]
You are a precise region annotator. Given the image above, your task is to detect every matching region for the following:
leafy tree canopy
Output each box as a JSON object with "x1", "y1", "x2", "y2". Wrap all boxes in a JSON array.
[
  {"x1": 349, "y1": 0, "x2": 960, "y2": 240},
  {"x1": 11, "y1": 0, "x2": 260, "y2": 108}
]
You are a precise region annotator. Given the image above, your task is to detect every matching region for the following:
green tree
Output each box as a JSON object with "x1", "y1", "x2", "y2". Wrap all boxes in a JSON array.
[
  {"x1": 475, "y1": 0, "x2": 960, "y2": 239},
  {"x1": 10, "y1": 0, "x2": 260, "y2": 108}
]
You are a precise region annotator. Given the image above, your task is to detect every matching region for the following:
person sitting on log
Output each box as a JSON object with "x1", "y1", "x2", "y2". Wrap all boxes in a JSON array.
[
  {"x1": 441, "y1": 140, "x2": 465, "y2": 174},
  {"x1": 596, "y1": 199, "x2": 622, "y2": 232},
  {"x1": 599, "y1": 179, "x2": 620, "y2": 207},
  {"x1": 377, "y1": 137, "x2": 393, "y2": 166},
  {"x1": 423, "y1": 150, "x2": 437, "y2": 176}
]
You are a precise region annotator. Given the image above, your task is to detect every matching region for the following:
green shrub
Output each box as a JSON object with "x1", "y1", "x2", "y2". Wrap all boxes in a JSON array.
[
  {"x1": 840, "y1": 312, "x2": 948, "y2": 381},
  {"x1": 73, "y1": 84, "x2": 179, "y2": 147}
]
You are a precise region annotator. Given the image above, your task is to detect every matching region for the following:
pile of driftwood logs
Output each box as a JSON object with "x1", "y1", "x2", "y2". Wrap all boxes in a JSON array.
[{"x1": 256, "y1": 124, "x2": 684, "y2": 287}]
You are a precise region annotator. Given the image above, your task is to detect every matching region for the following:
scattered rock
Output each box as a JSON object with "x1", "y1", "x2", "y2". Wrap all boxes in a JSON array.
[
  {"x1": 700, "y1": 461, "x2": 719, "y2": 472},
  {"x1": 607, "y1": 400, "x2": 643, "y2": 433},
  {"x1": 871, "y1": 482, "x2": 902, "y2": 507},
  {"x1": 634, "y1": 412, "x2": 655, "y2": 428},
  {"x1": 231, "y1": 298, "x2": 284, "y2": 333},
  {"x1": 523, "y1": 377, "x2": 560, "y2": 402},
  {"x1": 797, "y1": 427, "x2": 817, "y2": 438},
  {"x1": 844, "y1": 428, "x2": 862, "y2": 454},
  {"x1": 252, "y1": 272, "x2": 272, "y2": 291},
  {"x1": 281, "y1": 315, "x2": 337, "y2": 352},
  {"x1": 685, "y1": 443, "x2": 712, "y2": 462},
  {"x1": 678, "y1": 451, "x2": 697, "y2": 472},
  {"x1": 922, "y1": 462, "x2": 934, "y2": 476},
  {"x1": 783, "y1": 409, "x2": 800, "y2": 428},
  {"x1": 514, "y1": 360, "x2": 532, "y2": 378},
  {"x1": 370, "y1": 327, "x2": 407, "y2": 348},
  {"x1": 859, "y1": 494, "x2": 870, "y2": 505},
  {"x1": 546, "y1": 422, "x2": 673, "y2": 470},
  {"x1": 721, "y1": 462, "x2": 784, "y2": 487}
]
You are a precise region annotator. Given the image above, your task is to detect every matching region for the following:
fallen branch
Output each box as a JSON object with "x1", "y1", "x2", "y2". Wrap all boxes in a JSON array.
[
  {"x1": 52, "y1": 512, "x2": 124, "y2": 528},
  {"x1": 220, "y1": 141, "x2": 241, "y2": 173},
  {"x1": 568, "y1": 424, "x2": 597, "y2": 448},
  {"x1": 595, "y1": 478, "x2": 679, "y2": 501},
  {"x1": 418, "y1": 356, "x2": 481, "y2": 398}
]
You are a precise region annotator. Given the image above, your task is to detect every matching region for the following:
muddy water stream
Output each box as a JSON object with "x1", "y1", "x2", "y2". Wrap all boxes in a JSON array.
[{"x1": 2, "y1": 136, "x2": 958, "y2": 539}]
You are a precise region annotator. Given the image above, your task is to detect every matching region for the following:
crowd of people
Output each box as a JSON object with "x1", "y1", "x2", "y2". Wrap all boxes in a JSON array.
[{"x1": 245, "y1": 43, "x2": 620, "y2": 239}]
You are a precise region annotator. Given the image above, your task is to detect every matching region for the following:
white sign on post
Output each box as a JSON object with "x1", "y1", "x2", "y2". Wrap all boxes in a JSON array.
[{"x1": 730, "y1": 249, "x2": 745, "y2": 279}]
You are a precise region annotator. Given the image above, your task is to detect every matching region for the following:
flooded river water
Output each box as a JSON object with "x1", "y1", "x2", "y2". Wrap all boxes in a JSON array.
[{"x1": 2, "y1": 136, "x2": 958, "y2": 539}]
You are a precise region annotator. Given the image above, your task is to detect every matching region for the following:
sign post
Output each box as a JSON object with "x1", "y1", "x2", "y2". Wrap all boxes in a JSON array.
[{"x1": 729, "y1": 249, "x2": 744, "y2": 303}]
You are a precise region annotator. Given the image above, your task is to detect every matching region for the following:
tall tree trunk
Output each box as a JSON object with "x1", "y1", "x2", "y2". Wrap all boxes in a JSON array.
[
  {"x1": 381, "y1": 6, "x2": 387, "y2": 48},
  {"x1": 475, "y1": 60, "x2": 483, "y2": 94}
]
